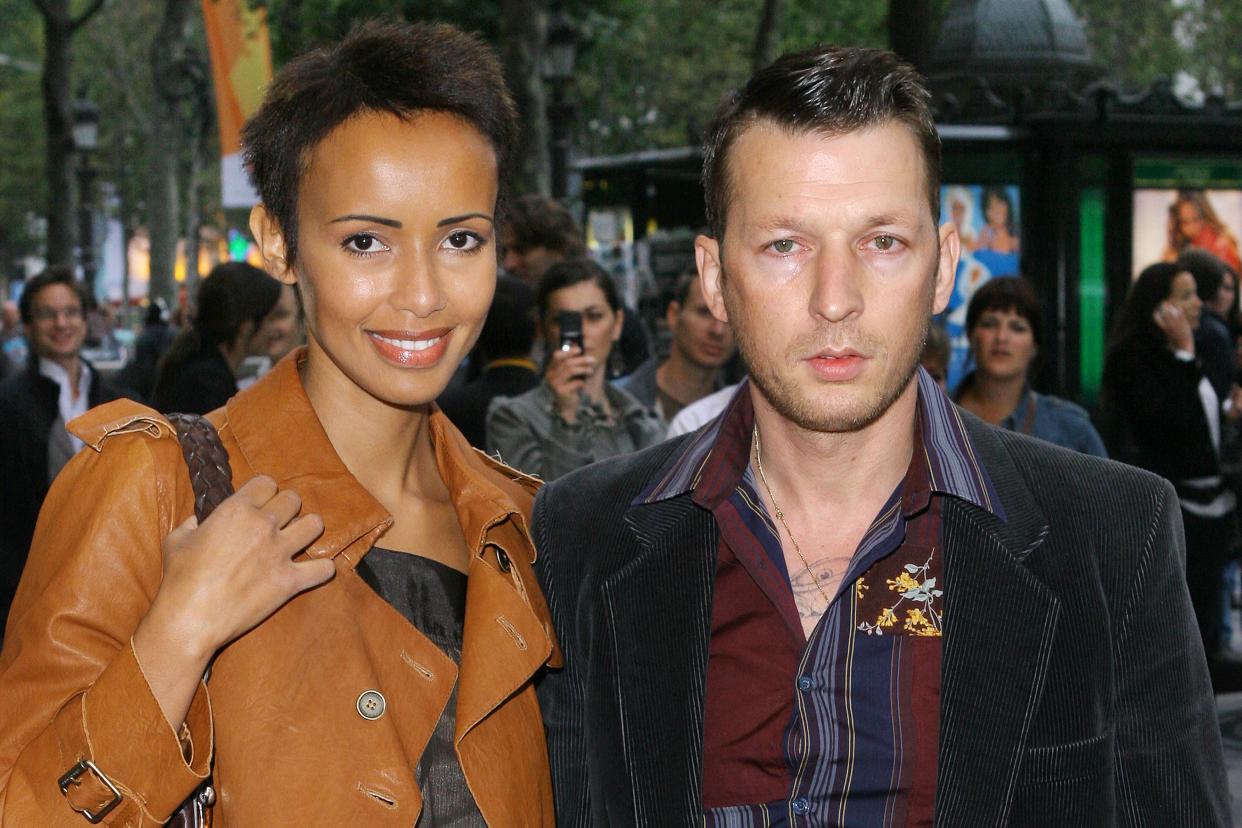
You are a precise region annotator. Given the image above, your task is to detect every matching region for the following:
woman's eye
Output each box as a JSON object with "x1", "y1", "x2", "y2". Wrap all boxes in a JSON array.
[
  {"x1": 443, "y1": 231, "x2": 483, "y2": 252},
  {"x1": 342, "y1": 233, "x2": 386, "y2": 256}
]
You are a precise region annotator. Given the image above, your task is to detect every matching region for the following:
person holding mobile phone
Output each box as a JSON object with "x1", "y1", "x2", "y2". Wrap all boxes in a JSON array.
[
  {"x1": 487, "y1": 258, "x2": 664, "y2": 480},
  {"x1": 1104, "y1": 261, "x2": 1242, "y2": 660}
]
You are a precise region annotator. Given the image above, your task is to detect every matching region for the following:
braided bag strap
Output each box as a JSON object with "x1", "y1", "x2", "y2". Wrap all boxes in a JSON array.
[
  {"x1": 163, "y1": 413, "x2": 231, "y2": 828},
  {"x1": 167, "y1": 413, "x2": 235, "y2": 522}
]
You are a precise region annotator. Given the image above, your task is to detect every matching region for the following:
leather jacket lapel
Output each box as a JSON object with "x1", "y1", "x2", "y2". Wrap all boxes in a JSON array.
[{"x1": 608, "y1": 495, "x2": 717, "y2": 821}]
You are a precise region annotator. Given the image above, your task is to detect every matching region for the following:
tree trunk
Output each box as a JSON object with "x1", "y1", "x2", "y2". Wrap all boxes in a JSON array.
[
  {"x1": 147, "y1": 0, "x2": 195, "y2": 308},
  {"x1": 32, "y1": 0, "x2": 107, "y2": 270},
  {"x1": 500, "y1": 0, "x2": 550, "y2": 197},
  {"x1": 752, "y1": 0, "x2": 785, "y2": 72},
  {"x1": 36, "y1": 1, "x2": 77, "y2": 269},
  {"x1": 888, "y1": 0, "x2": 935, "y2": 74}
]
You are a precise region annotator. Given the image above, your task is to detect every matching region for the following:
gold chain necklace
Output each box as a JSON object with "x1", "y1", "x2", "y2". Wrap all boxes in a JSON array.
[{"x1": 752, "y1": 421, "x2": 831, "y2": 607}]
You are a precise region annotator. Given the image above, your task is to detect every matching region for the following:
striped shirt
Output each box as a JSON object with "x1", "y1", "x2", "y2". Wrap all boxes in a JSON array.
[{"x1": 635, "y1": 368, "x2": 1003, "y2": 826}]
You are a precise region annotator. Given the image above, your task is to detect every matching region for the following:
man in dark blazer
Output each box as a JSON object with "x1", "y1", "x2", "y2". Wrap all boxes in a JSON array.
[
  {"x1": 533, "y1": 45, "x2": 1230, "y2": 826},
  {"x1": 0, "y1": 269, "x2": 124, "y2": 635}
]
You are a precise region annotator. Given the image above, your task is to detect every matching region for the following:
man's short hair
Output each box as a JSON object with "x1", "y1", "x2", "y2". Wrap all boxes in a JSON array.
[
  {"x1": 19, "y1": 266, "x2": 90, "y2": 325},
  {"x1": 504, "y1": 194, "x2": 586, "y2": 257},
  {"x1": 701, "y1": 45, "x2": 940, "y2": 240},
  {"x1": 964, "y1": 276, "x2": 1043, "y2": 351},
  {"x1": 242, "y1": 19, "x2": 517, "y2": 267}
]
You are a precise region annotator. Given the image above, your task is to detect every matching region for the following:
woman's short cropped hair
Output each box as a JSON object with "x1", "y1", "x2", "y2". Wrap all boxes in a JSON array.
[
  {"x1": 535, "y1": 258, "x2": 622, "y2": 320},
  {"x1": 242, "y1": 19, "x2": 517, "y2": 266},
  {"x1": 701, "y1": 45, "x2": 939, "y2": 241},
  {"x1": 965, "y1": 276, "x2": 1043, "y2": 350}
]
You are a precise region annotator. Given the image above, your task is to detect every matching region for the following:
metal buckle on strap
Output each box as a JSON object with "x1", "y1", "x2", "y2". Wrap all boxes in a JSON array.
[{"x1": 58, "y1": 759, "x2": 122, "y2": 824}]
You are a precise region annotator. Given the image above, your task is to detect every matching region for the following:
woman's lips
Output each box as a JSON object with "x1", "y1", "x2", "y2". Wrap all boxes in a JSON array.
[{"x1": 366, "y1": 328, "x2": 452, "y2": 368}]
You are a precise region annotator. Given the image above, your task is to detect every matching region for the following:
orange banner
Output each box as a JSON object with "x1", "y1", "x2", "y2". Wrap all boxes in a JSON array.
[{"x1": 202, "y1": 0, "x2": 272, "y2": 205}]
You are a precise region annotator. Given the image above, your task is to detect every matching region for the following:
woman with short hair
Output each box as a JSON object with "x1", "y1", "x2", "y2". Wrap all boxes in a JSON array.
[
  {"x1": 0, "y1": 20, "x2": 557, "y2": 826},
  {"x1": 955, "y1": 276, "x2": 1106, "y2": 456}
]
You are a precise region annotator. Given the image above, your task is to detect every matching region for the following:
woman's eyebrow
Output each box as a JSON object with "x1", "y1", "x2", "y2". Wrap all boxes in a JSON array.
[
  {"x1": 438, "y1": 212, "x2": 494, "y2": 227},
  {"x1": 331, "y1": 214, "x2": 402, "y2": 228}
]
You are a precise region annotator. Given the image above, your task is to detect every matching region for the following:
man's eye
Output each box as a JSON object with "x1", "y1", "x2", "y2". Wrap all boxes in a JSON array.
[
  {"x1": 873, "y1": 235, "x2": 897, "y2": 251},
  {"x1": 770, "y1": 239, "x2": 797, "y2": 254}
]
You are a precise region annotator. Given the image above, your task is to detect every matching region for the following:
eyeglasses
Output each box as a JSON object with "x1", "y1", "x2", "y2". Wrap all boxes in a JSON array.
[{"x1": 31, "y1": 306, "x2": 83, "y2": 323}]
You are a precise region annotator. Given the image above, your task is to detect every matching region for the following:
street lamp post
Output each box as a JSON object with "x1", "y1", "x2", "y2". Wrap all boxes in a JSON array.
[
  {"x1": 544, "y1": 7, "x2": 579, "y2": 200},
  {"x1": 72, "y1": 93, "x2": 100, "y2": 286}
]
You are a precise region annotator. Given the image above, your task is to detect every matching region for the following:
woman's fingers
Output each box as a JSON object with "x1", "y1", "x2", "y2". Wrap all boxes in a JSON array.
[
  {"x1": 234, "y1": 474, "x2": 279, "y2": 506},
  {"x1": 281, "y1": 513, "x2": 325, "y2": 553},
  {"x1": 260, "y1": 488, "x2": 303, "y2": 529},
  {"x1": 289, "y1": 557, "x2": 336, "y2": 593}
]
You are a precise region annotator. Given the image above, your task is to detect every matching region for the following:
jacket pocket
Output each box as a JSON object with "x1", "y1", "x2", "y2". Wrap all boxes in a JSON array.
[{"x1": 1018, "y1": 731, "x2": 1113, "y2": 785}]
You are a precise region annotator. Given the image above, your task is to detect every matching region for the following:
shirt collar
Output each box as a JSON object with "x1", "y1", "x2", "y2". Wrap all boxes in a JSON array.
[
  {"x1": 38, "y1": 356, "x2": 90, "y2": 392},
  {"x1": 634, "y1": 367, "x2": 1005, "y2": 521}
]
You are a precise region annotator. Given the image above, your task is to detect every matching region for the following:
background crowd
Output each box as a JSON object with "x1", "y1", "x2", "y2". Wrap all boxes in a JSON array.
[{"x1": 4, "y1": 193, "x2": 1242, "y2": 664}]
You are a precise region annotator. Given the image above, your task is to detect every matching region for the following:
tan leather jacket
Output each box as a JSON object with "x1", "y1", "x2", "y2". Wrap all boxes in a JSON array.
[{"x1": 0, "y1": 352, "x2": 560, "y2": 826}]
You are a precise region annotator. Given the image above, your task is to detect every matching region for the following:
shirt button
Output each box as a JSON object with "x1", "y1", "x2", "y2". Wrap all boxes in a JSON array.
[
  {"x1": 356, "y1": 690, "x2": 386, "y2": 720},
  {"x1": 495, "y1": 547, "x2": 512, "y2": 573},
  {"x1": 791, "y1": 796, "x2": 810, "y2": 815},
  {"x1": 797, "y1": 675, "x2": 813, "y2": 692}
]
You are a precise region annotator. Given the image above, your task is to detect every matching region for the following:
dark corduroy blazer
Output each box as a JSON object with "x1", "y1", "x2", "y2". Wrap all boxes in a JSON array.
[{"x1": 533, "y1": 410, "x2": 1230, "y2": 826}]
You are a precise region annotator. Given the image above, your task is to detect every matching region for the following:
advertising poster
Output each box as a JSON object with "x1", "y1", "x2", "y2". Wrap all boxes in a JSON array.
[
  {"x1": 939, "y1": 184, "x2": 1022, "y2": 391},
  {"x1": 202, "y1": 0, "x2": 273, "y2": 207},
  {"x1": 1132, "y1": 188, "x2": 1242, "y2": 278}
]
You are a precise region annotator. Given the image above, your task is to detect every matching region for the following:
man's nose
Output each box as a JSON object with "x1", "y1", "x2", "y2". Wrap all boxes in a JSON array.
[{"x1": 808, "y1": 251, "x2": 863, "y2": 323}]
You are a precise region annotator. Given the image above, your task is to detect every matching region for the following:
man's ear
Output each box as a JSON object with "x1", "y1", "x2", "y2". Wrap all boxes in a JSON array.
[
  {"x1": 249, "y1": 205, "x2": 295, "y2": 285},
  {"x1": 695, "y1": 234, "x2": 729, "y2": 324},
  {"x1": 665, "y1": 299, "x2": 682, "y2": 330},
  {"x1": 933, "y1": 222, "x2": 960, "y2": 315}
]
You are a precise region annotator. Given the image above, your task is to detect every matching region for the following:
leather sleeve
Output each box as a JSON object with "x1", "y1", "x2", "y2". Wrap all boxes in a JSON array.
[
  {"x1": 0, "y1": 434, "x2": 213, "y2": 826},
  {"x1": 1112, "y1": 479, "x2": 1232, "y2": 826}
]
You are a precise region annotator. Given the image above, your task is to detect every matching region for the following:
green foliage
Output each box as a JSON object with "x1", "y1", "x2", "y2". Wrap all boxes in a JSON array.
[
  {"x1": 568, "y1": 0, "x2": 886, "y2": 157},
  {"x1": 0, "y1": 0, "x2": 46, "y2": 268}
]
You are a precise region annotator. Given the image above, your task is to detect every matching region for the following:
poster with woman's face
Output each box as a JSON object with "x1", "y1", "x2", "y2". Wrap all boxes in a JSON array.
[
  {"x1": 938, "y1": 184, "x2": 1022, "y2": 391},
  {"x1": 1133, "y1": 188, "x2": 1242, "y2": 278}
]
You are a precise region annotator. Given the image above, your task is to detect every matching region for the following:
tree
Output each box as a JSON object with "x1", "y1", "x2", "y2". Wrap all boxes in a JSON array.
[
  {"x1": 147, "y1": 0, "x2": 198, "y2": 307},
  {"x1": 29, "y1": 0, "x2": 107, "y2": 269},
  {"x1": 500, "y1": 0, "x2": 549, "y2": 194},
  {"x1": 0, "y1": 2, "x2": 45, "y2": 274},
  {"x1": 752, "y1": 0, "x2": 784, "y2": 72}
]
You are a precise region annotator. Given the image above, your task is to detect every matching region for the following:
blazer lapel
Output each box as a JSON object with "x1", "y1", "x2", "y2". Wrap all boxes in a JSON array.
[
  {"x1": 936, "y1": 422, "x2": 1060, "y2": 826},
  {"x1": 605, "y1": 494, "x2": 717, "y2": 822}
]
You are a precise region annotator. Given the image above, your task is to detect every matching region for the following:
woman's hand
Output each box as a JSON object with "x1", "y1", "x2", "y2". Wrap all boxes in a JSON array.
[
  {"x1": 1154, "y1": 301, "x2": 1195, "y2": 353},
  {"x1": 544, "y1": 344, "x2": 596, "y2": 423},
  {"x1": 132, "y1": 476, "x2": 331, "y2": 727}
]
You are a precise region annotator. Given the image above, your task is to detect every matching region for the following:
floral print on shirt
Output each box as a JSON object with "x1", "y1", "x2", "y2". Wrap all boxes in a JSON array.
[{"x1": 856, "y1": 547, "x2": 943, "y2": 637}]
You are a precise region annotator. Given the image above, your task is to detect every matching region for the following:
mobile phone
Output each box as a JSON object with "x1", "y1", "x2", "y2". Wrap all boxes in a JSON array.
[{"x1": 556, "y1": 310, "x2": 584, "y2": 353}]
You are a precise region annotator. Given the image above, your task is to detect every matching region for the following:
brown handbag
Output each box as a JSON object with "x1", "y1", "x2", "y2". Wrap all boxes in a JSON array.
[{"x1": 164, "y1": 412, "x2": 234, "y2": 828}]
